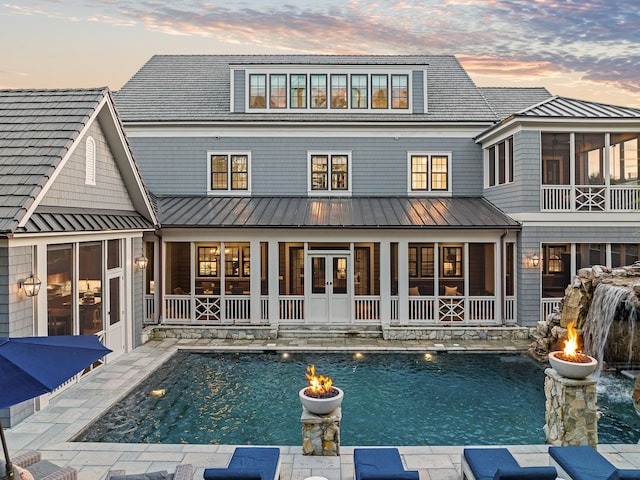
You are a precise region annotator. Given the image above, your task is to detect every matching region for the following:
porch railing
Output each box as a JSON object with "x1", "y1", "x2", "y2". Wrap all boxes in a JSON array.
[
  {"x1": 279, "y1": 296, "x2": 304, "y2": 321},
  {"x1": 143, "y1": 294, "x2": 156, "y2": 324},
  {"x1": 542, "y1": 184, "x2": 640, "y2": 211},
  {"x1": 541, "y1": 298, "x2": 562, "y2": 321},
  {"x1": 505, "y1": 296, "x2": 516, "y2": 323},
  {"x1": 409, "y1": 297, "x2": 436, "y2": 321},
  {"x1": 354, "y1": 296, "x2": 380, "y2": 320},
  {"x1": 225, "y1": 296, "x2": 251, "y2": 323}
]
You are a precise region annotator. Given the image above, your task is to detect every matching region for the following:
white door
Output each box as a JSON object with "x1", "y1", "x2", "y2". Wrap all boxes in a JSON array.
[
  {"x1": 105, "y1": 273, "x2": 125, "y2": 358},
  {"x1": 308, "y1": 254, "x2": 350, "y2": 323}
]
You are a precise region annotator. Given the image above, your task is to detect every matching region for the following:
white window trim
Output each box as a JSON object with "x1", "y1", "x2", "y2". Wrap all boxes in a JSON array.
[
  {"x1": 407, "y1": 151, "x2": 452, "y2": 196},
  {"x1": 85, "y1": 136, "x2": 96, "y2": 186},
  {"x1": 206, "y1": 151, "x2": 252, "y2": 196},
  {"x1": 243, "y1": 68, "x2": 414, "y2": 113},
  {"x1": 307, "y1": 151, "x2": 353, "y2": 196}
]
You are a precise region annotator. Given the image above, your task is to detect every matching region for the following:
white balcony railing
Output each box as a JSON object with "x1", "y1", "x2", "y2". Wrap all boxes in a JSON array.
[
  {"x1": 542, "y1": 184, "x2": 640, "y2": 211},
  {"x1": 541, "y1": 298, "x2": 562, "y2": 321}
]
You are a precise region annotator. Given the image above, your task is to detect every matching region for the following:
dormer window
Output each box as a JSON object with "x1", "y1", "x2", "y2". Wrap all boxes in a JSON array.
[{"x1": 241, "y1": 67, "x2": 414, "y2": 112}]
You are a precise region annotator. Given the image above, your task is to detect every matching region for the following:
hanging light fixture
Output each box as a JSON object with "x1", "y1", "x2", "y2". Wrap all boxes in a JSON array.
[{"x1": 20, "y1": 273, "x2": 42, "y2": 297}]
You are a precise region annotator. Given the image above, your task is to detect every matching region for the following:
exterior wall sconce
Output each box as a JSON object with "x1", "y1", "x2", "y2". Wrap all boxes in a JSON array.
[
  {"x1": 135, "y1": 255, "x2": 149, "y2": 270},
  {"x1": 20, "y1": 273, "x2": 42, "y2": 297},
  {"x1": 531, "y1": 254, "x2": 540, "y2": 267}
]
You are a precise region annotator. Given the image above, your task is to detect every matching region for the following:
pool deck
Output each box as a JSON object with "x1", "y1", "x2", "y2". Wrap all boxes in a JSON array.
[{"x1": 4, "y1": 336, "x2": 640, "y2": 479}]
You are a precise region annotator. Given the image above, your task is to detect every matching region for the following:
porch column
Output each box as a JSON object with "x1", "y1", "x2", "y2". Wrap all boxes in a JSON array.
[
  {"x1": 250, "y1": 239, "x2": 261, "y2": 324},
  {"x1": 379, "y1": 240, "x2": 391, "y2": 327},
  {"x1": 268, "y1": 240, "x2": 280, "y2": 327},
  {"x1": 397, "y1": 241, "x2": 409, "y2": 324}
]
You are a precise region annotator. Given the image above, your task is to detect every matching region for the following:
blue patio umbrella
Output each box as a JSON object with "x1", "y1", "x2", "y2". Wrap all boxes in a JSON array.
[{"x1": 0, "y1": 335, "x2": 112, "y2": 479}]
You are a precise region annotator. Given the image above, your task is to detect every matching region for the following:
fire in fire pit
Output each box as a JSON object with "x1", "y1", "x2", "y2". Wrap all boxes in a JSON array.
[
  {"x1": 548, "y1": 322, "x2": 598, "y2": 379},
  {"x1": 555, "y1": 322, "x2": 594, "y2": 363},
  {"x1": 299, "y1": 365, "x2": 344, "y2": 415},
  {"x1": 304, "y1": 365, "x2": 339, "y2": 398}
]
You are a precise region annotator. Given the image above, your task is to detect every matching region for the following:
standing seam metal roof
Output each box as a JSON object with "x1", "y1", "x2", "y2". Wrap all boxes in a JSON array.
[{"x1": 156, "y1": 196, "x2": 520, "y2": 229}]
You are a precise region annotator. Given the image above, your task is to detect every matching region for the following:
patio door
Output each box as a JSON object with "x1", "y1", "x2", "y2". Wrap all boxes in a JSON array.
[
  {"x1": 308, "y1": 254, "x2": 350, "y2": 323},
  {"x1": 105, "y1": 273, "x2": 125, "y2": 358}
]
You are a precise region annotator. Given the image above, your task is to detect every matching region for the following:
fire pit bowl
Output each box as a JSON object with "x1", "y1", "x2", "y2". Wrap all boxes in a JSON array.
[
  {"x1": 299, "y1": 386, "x2": 344, "y2": 415},
  {"x1": 548, "y1": 351, "x2": 598, "y2": 379}
]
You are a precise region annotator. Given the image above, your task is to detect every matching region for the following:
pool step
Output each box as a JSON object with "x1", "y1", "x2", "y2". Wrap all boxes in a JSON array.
[{"x1": 277, "y1": 324, "x2": 383, "y2": 339}]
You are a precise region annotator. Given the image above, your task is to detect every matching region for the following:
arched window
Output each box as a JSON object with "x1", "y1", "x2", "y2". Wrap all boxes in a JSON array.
[{"x1": 85, "y1": 136, "x2": 96, "y2": 185}]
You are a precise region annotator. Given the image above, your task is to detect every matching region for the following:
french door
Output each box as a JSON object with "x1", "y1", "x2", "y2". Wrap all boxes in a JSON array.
[{"x1": 307, "y1": 254, "x2": 350, "y2": 323}]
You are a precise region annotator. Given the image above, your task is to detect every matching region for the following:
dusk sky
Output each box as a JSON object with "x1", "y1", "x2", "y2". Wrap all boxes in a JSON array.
[{"x1": 2, "y1": 0, "x2": 640, "y2": 107}]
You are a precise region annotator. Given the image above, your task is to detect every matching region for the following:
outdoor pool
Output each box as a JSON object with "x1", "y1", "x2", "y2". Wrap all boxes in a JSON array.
[{"x1": 74, "y1": 351, "x2": 640, "y2": 445}]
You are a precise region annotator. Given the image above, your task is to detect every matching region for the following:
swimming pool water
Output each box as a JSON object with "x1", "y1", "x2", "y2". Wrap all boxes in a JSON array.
[{"x1": 75, "y1": 351, "x2": 640, "y2": 445}]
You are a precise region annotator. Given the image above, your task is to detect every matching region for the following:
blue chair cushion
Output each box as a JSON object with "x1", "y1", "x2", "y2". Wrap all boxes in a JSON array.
[
  {"x1": 549, "y1": 446, "x2": 616, "y2": 480},
  {"x1": 607, "y1": 470, "x2": 640, "y2": 480},
  {"x1": 464, "y1": 448, "x2": 519, "y2": 480},
  {"x1": 354, "y1": 448, "x2": 419, "y2": 480},
  {"x1": 203, "y1": 447, "x2": 280, "y2": 480},
  {"x1": 202, "y1": 469, "x2": 262, "y2": 480},
  {"x1": 493, "y1": 466, "x2": 557, "y2": 480}
]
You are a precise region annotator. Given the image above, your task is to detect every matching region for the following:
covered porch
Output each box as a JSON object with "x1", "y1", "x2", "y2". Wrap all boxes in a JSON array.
[{"x1": 143, "y1": 195, "x2": 520, "y2": 330}]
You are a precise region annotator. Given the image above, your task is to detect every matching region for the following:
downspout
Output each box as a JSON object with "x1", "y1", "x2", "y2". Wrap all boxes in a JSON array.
[{"x1": 500, "y1": 228, "x2": 509, "y2": 326}]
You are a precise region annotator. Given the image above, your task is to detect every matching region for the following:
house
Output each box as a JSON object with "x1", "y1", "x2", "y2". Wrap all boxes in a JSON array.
[
  {"x1": 0, "y1": 88, "x2": 157, "y2": 426},
  {"x1": 114, "y1": 54, "x2": 640, "y2": 339}
]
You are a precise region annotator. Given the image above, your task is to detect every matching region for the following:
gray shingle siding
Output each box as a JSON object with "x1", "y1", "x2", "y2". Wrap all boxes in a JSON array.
[
  {"x1": 234, "y1": 69, "x2": 245, "y2": 113},
  {"x1": 483, "y1": 130, "x2": 541, "y2": 212},
  {"x1": 41, "y1": 119, "x2": 135, "y2": 211},
  {"x1": 129, "y1": 136, "x2": 483, "y2": 197},
  {"x1": 412, "y1": 70, "x2": 424, "y2": 114}
]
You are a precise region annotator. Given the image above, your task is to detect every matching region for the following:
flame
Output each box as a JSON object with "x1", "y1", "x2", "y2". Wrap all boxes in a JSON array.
[
  {"x1": 305, "y1": 365, "x2": 333, "y2": 394},
  {"x1": 563, "y1": 321, "x2": 580, "y2": 357}
]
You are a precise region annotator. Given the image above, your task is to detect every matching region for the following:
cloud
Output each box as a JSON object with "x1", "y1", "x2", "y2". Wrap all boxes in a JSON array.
[{"x1": 4, "y1": 0, "x2": 640, "y2": 100}]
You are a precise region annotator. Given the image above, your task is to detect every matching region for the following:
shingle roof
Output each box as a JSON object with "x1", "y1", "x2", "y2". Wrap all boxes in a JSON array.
[
  {"x1": 516, "y1": 96, "x2": 640, "y2": 118},
  {"x1": 0, "y1": 88, "x2": 109, "y2": 234},
  {"x1": 114, "y1": 54, "x2": 498, "y2": 123},
  {"x1": 156, "y1": 196, "x2": 520, "y2": 229},
  {"x1": 479, "y1": 87, "x2": 551, "y2": 119}
]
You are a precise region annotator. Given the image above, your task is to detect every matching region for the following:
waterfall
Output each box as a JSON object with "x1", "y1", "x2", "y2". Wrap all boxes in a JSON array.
[{"x1": 583, "y1": 282, "x2": 639, "y2": 369}]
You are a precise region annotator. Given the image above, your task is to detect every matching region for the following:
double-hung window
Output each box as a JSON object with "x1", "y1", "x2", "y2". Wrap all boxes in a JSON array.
[
  {"x1": 290, "y1": 75, "x2": 307, "y2": 108},
  {"x1": 391, "y1": 75, "x2": 408, "y2": 109},
  {"x1": 249, "y1": 74, "x2": 266, "y2": 108},
  {"x1": 409, "y1": 153, "x2": 451, "y2": 193},
  {"x1": 371, "y1": 75, "x2": 388, "y2": 109},
  {"x1": 330, "y1": 74, "x2": 348, "y2": 109},
  {"x1": 310, "y1": 74, "x2": 327, "y2": 108},
  {"x1": 208, "y1": 153, "x2": 250, "y2": 194},
  {"x1": 309, "y1": 152, "x2": 351, "y2": 195},
  {"x1": 270, "y1": 74, "x2": 286, "y2": 108}
]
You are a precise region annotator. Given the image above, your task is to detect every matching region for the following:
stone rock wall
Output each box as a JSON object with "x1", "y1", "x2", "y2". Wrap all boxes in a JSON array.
[{"x1": 530, "y1": 262, "x2": 640, "y2": 365}]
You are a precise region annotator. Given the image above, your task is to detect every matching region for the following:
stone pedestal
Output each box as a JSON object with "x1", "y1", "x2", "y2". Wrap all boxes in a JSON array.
[
  {"x1": 544, "y1": 367, "x2": 598, "y2": 447},
  {"x1": 301, "y1": 406, "x2": 341, "y2": 456}
]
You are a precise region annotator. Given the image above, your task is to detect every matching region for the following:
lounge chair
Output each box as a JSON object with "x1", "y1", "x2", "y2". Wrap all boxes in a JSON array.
[
  {"x1": 2, "y1": 450, "x2": 77, "y2": 480},
  {"x1": 462, "y1": 448, "x2": 557, "y2": 480},
  {"x1": 549, "y1": 445, "x2": 640, "y2": 480},
  {"x1": 203, "y1": 447, "x2": 280, "y2": 480},
  {"x1": 353, "y1": 447, "x2": 419, "y2": 480},
  {"x1": 105, "y1": 464, "x2": 193, "y2": 480}
]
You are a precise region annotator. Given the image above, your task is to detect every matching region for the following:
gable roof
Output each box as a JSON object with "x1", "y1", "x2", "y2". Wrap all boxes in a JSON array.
[
  {"x1": 514, "y1": 96, "x2": 640, "y2": 118},
  {"x1": 0, "y1": 88, "x2": 157, "y2": 236},
  {"x1": 114, "y1": 54, "x2": 498, "y2": 123},
  {"x1": 156, "y1": 195, "x2": 520, "y2": 230},
  {"x1": 479, "y1": 87, "x2": 551, "y2": 119}
]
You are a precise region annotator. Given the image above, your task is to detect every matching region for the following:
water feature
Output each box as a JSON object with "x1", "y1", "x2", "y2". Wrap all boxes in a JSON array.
[{"x1": 73, "y1": 351, "x2": 640, "y2": 446}]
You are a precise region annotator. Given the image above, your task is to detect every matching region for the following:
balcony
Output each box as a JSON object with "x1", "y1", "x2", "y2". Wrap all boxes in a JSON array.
[{"x1": 541, "y1": 184, "x2": 640, "y2": 212}]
